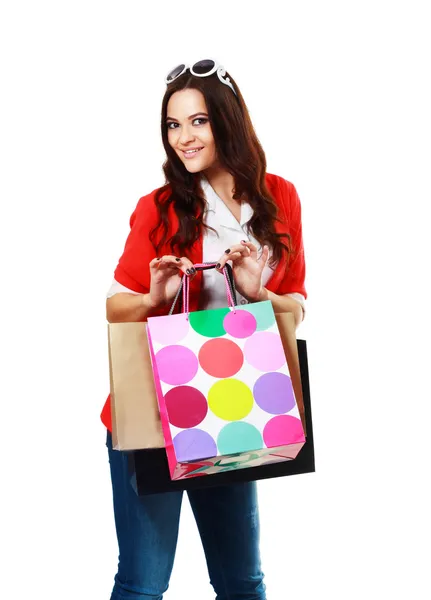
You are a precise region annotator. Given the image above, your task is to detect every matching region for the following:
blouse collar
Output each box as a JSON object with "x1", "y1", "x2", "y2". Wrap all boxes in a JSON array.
[{"x1": 200, "y1": 174, "x2": 253, "y2": 229}]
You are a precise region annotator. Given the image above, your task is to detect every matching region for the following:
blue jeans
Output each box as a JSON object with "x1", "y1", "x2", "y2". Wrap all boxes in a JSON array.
[{"x1": 106, "y1": 431, "x2": 266, "y2": 600}]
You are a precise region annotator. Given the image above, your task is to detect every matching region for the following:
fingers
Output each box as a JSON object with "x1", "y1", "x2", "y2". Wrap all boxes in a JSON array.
[
  {"x1": 258, "y1": 245, "x2": 270, "y2": 266},
  {"x1": 215, "y1": 244, "x2": 250, "y2": 271},
  {"x1": 150, "y1": 256, "x2": 196, "y2": 276},
  {"x1": 172, "y1": 256, "x2": 196, "y2": 276},
  {"x1": 240, "y1": 240, "x2": 258, "y2": 260}
]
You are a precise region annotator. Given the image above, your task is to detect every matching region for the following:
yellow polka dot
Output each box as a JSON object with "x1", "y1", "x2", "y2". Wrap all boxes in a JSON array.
[{"x1": 208, "y1": 379, "x2": 254, "y2": 421}]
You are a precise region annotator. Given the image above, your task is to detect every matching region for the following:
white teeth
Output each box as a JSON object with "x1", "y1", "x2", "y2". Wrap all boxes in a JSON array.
[{"x1": 184, "y1": 148, "x2": 202, "y2": 154}]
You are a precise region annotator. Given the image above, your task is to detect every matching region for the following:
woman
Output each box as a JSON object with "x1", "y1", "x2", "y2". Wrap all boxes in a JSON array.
[{"x1": 102, "y1": 59, "x2": 307, "y2": 600}]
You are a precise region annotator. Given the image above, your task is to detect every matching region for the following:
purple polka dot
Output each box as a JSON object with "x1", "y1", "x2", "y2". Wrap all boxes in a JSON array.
[
  {"x1": 253, "y1": 372, "x2": 295, "y2": 414},
  {"x1": 155, "y1": 345, "x2": 198, "y2": 385},
  {"x1": 224, "y1": 310, "x2": 257, "y2": 338},
  {"x1": 173, "y1": 429, "x2": 218, "y2": 462}
]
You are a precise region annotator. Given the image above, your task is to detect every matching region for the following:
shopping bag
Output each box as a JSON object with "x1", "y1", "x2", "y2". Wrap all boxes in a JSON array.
[
  {"x1": 108, "y1": 322, "x2": 165, "y2": 451},
  {"x1": 146, "y1": 264, "x2": 306, "y2": 481},
  {"x1": 129, "y1": 335, "x2": 314, "y2": 496}
]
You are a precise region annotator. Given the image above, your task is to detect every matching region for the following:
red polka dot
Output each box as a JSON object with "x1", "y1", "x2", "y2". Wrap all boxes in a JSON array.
[
  {"x1": 165, "y1": 386, "x2": 208, "y2": 428},
  {"x1": 199, "y1": 338, "x2": 244, "y2": 378}
]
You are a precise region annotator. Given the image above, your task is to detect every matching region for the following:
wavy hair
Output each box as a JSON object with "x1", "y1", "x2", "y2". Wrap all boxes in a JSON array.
[{"x1": 150, "y1": 69, "x2": 291, "y2": 266}]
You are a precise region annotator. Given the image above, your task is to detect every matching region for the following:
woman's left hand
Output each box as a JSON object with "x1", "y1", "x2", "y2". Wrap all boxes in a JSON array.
[{"x1": 216, "y1": 240, "x2": 269, "y2": 302}]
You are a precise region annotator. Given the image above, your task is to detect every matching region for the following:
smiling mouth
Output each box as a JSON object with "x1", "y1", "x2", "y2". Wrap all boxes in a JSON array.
[{"x1": 182, "y1": 147, "x2": 204, "y2": 158}]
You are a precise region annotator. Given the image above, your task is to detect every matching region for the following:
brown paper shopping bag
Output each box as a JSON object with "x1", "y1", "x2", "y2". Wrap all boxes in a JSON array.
[
  {"x1": 108, "y1": 312, "x2": 305, "y2": 451},
  {"x1": 108, "y1": 322, "x2": 165, "y2": 450}
]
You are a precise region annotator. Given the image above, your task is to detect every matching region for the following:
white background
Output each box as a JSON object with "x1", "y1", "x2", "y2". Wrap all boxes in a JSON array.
[{"x1": 1, "y1": 1, "x2": 430, "y2": 598}]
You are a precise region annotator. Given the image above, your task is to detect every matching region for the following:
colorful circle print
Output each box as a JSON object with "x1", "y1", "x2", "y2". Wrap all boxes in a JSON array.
[
  {"x1": 164, "y1": 386, "x2": 208, "y2": 428},
  {"x1": 155, "y1": 345, "x2": 198, "y2": 385},
  {"x1": 244, "y1": 331, "x2": 286, "y2": 371},
  {"x1": 263, "y1": 415, "x2": 305, "y2": 447},
  {"x1": 217, "y1": 422, "x2": 263, "y2": 454},
  {"x1": 173, "y1": 429, "x2": 217, "y2": 462},
  {"x1": 208, "y1": 379, "x2": 254, "y2": 421},
  {"x1": 199, "y1": 338, "x2": 244, "y2": 378},
  {"x1": 236, "y1": 302, "x2": 276, "y2": 331},
  {"x1": 253, "y1": 372, "x2": 295, "y2": 414},
  {"x1": 189, "y1": 307, "x2": 230, "y2": 338},
  {"x1": 148, "y1": 313, "x2": 189, "y2": 344},
  {"x1": 223, "y1": 309, "x2": 257, "y2": 338}
]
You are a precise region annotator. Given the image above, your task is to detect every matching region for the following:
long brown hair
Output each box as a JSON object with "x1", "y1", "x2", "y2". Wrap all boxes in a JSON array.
[{"x1": 150, "y1": 69, "x2": 291, "y2": 266}]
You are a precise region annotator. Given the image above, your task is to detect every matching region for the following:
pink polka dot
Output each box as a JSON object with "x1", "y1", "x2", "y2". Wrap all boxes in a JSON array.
[
  {"x1": 148, "y1": 313, "x2": 189, "y2": 345},
  {"x1": 263, "y1": 415, "x2": 305, "y2": 448},
  {"x1": 244, "y1": 331, "x2": 286, "y2": 371},
  {"x1": 155, "y1": 345, "x2": 198, "y2": 385},
  {"x1": 224, "y1": 310, "x2": 257, "y2": 338}
]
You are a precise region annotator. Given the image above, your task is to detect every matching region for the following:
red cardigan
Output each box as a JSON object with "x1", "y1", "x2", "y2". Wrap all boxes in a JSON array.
[{"x1": 101, "y1": 172, "x2": 307, "y2": 431}]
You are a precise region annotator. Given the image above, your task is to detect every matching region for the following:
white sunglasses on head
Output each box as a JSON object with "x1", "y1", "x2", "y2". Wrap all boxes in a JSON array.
[{"x1": 165, "y1": 59, "x2": 237, "y2": 96}]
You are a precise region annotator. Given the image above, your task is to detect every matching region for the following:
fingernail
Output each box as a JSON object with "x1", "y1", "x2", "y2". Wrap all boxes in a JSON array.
[
  {"x1": 175, "y1": 257, "x2": 181, "y2": 262},
  {"x1": 157, "y1": 257, "x2": 161, "y2": 261},
  {"x1": 241, "y1": 240, "x2": 247, "y2": 243},
  {"x1": 216, "y1": 263, "x2": 221, "y2": 269},
  {"x1": 191, "y1": 267, "x2": 196, "y2": 274},
  {"x1": 186, "y1": 269, "x2": 191, "y2": 274},
  {"x1": 225, "y1": 248, "x2": 230, "y2": 254}
]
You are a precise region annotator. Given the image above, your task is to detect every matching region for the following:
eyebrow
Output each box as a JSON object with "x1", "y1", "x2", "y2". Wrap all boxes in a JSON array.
[{"x1": 166, "y1": 112, "x2": 208, "y2": 122}]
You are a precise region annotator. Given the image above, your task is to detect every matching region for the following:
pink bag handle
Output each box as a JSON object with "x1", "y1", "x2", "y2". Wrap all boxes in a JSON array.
[{"x1": 169, "y1": 262, "x2": 237, "y2": 319}]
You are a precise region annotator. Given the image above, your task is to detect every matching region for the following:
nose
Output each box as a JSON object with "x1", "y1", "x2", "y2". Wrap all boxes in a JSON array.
[{"x1": 178, "y1": 123, "x2": 195, "y2": 145}]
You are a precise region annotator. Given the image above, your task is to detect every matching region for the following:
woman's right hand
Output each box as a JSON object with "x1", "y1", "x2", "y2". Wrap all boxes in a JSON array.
[{"x1": 148, "y1": 255, "x2": 196, "y2": 309}]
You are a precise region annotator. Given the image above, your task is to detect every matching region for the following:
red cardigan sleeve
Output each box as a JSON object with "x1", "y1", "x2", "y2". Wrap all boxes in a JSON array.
[
  {"x1": 276, "y1": 177, "x2": 307, "y2": 298},
  {"x1": 113, "y1": 192, "x2": 160, "y2": 293}
]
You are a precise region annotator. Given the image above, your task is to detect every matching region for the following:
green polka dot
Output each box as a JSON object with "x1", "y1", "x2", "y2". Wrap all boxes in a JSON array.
[
  {"x1": 236, "y1": 300, "x2": 275, "y2": 331},
  {"x1": 218, "y1": 422, "x2": 263, "y2": 454},
  {"x1": 189, "y1": 307, "x2": 230, "y2": 337},
  {"x1": 208, "y1": 379, "x2": 254, "y2": 421}
]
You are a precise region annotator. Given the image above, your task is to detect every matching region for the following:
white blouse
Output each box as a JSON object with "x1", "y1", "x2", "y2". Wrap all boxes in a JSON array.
[{"x1": 107, "y1": 175, "x2": 305, "y2": 317}]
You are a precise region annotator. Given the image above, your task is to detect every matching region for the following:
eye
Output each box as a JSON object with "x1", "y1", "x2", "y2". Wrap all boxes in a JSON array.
[{"x1": 166, "y1": 118, "x2": 208, "y2": 130}]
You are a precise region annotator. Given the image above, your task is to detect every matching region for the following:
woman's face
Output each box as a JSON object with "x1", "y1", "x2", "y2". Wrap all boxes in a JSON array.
[{"x1": 166, "y1": 88, "x2": 218, "y2": 174}]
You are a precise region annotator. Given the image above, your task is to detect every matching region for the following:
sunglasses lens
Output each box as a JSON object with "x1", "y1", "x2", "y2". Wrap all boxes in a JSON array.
[
  {"x1": 167, "y1": 64, "x2": 186, "y2": 82},
  {"x1": 192, "y1": 59, "x2": 215, "y2": 75}
]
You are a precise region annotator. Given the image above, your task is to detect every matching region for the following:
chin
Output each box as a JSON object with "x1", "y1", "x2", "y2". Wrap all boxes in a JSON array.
[
  {"x1": 182, "y1": 159, "x2": 214, "y2": 174},
  {"x1": 184, "y1": 162, "x2": 209, "y2": 173}
]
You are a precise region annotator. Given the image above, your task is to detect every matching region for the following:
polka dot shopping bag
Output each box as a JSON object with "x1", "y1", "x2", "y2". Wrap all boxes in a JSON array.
[{"x1": 146, "y1": 264, "x2": 306, "y2": 481}]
